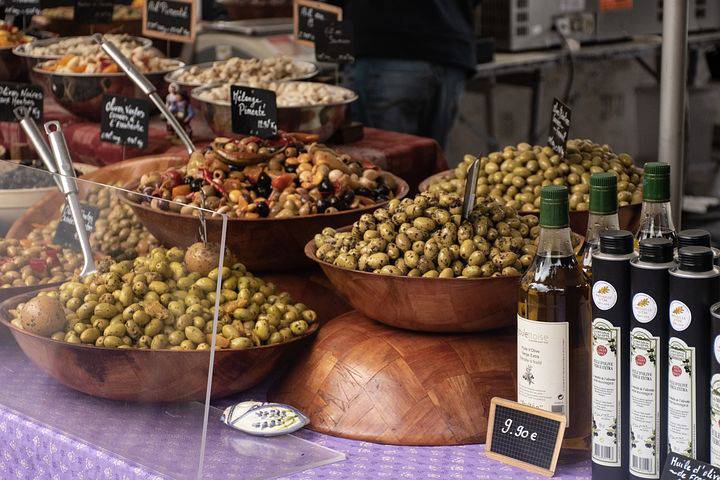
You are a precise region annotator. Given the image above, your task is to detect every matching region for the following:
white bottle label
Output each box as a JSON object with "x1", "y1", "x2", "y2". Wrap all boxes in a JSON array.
[
  {"x1": 517, "y1": 315, "x2": 570, "y2": 425},
  {"x1": 592, "y1": 318, "x2": 621, "y2": 466},
  {"x1": 712, "y1": 374, "x2": 720, "y2": 467},
  {"x1": 629, "y1": 327, "x2": 661, "y2": 478},
  {"x1": 668, "y1": 337, "x2": 696, "y2": 458}
]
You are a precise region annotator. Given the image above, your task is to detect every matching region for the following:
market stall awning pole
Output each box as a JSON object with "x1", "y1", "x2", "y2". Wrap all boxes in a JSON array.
[{"x1": 658, "y1": 0, "x2": 689, "y2": 229}]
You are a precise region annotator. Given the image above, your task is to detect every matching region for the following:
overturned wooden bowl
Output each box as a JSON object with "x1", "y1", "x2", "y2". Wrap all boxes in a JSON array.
[
  {"x1": 419, "y1": 170, "x2": 642, "y2": 235},
  {"x1": 0, "y1": 290, "x2": 318, "y2": 402},
  {"x1": 120, "y1": 175, "x2": 409, "y2": 272}
]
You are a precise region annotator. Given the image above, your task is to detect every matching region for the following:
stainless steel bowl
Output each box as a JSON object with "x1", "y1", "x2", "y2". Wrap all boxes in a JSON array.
[
  {"x1": 32, "y1": 60, "x2": 184, "y2": 121},
  {"x1": 191, "y1": 82, "x2": 357, "y2": 141},
  {"x1": 164, "y1": 59, "x2": 318, "y2": 93}
]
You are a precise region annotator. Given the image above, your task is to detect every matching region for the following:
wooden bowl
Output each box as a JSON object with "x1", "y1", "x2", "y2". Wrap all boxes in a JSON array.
[
  {"x1": 268, "y1": 311, "x2": 516, "y2": 446},
  {"x1": 0, "y1": 290, "x2": 318, "y2": 402},
  {"x1": 304, "y1": 235, "x2": 518, "y2": 333},
  {"x1": 119, "y1": 175, "x2": 409, "y2": 272},
  {"x1": 419, "y1": 170, "x2": 643, "y2": 235}
]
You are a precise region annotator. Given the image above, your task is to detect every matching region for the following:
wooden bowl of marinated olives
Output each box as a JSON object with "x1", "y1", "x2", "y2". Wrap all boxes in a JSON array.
[
  {"x1": 305, "y1": 193, "x2": 544, "y2": 333},
  {"x1": 420, "y1": 139, "x2": 644, "y2": 235}
]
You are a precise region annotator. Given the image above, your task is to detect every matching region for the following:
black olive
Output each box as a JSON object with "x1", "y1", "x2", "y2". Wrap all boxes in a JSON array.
[
  {"x1": 319, "y1": 177, "x2": 334, "y2": 194},
  {"x1": 228, "y1": 164, "x2": 242, "y2": 172},
  {"x1": 329, "y1": 196, "x2": 346, "y2": 210},
  {"x1": 284, "y1": 164, "x2": 297, "y2": 174},
  {"x1": 256, "y1": 172, "x2": 272, "y2": 197},
  {"x1": 189, "y1": 178, "x2": 204, "y2": 191},
  {"x1": 375, "y1": 184, "x2": 391, "y2": 197},
  {"x1": 317, "y1": 198, "x2": 330, "y2": 213},
  {"x1": 355, "y1": 187, "x2": 373, "y2": 198},
  {"x1": 255, "y1": 201, "x2": 270, "y2": 217},
  {"x1": 341, "y1": 190, "x2": 355, "y2": 205}
]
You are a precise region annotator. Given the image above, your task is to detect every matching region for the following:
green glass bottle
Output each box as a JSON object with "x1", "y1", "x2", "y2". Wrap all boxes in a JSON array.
[
  {"x1": 636, "y1": 162, "x2": 676, "y2": 247},
  {"x1": 579, "y1": 172, "x2": 620, "y2": 277}
]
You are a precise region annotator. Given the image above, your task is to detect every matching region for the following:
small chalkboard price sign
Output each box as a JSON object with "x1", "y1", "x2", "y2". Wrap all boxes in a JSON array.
[
  {"x1": 100, "y1": 94, "x2": 150, "y2": 150},
  {"x1": 548, "y1": 98, "x2": 572, "y2": 158},
  {"x1": 143, "y1": 0, "x2": 196, "y2": 43},
  {"x1": 6, "y1": 0, "x2": 41, "y2": 16},
  {"x1": 293, "y1": 0, "x2": 342, "y2": 46},
  {"x1": 661, "y1": 453, "x2": 719, "y2": 480},
  {"x1": 52, "y1": 202, "x2": 100, "y2": 251},
  {"x1": 485, "y1": 397, "x2": 566, "y2": 477},
  {"x1": 0, "y1": 82, "x2": 43, "y2": 123},
  {"x1": 315, "y1": 20, "x2": 354, "y2": 63},
  {"x1": 74, "y1": 0, "x2": 115, "y2": 24},
  {"x1": 230, "y1": 85, "x2": 278, "y2": 138}
]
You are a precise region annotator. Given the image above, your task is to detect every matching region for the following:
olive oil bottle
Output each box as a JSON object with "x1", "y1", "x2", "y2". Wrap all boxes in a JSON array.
[
  {"x1": 636, "y1": 162, "x2": 676, "y2": 247},
  {"x1": 579, "y1": 172, "x2": 620, "y2": 277},
  {"x1": 518, "y1": 185, "x2": 592, "y2": 451}
]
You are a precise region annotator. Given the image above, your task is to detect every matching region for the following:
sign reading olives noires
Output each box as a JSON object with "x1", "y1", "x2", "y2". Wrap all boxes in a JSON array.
[
  {"x1": 485, "y1": 397, "x2": 565, "y2": 477},
  {"x1": 100, "y1": 94, "x2": 150, "y2": 149},
  {"x1": 294, "y1": 0, "x2": 342, "y2": 46},
  {"x1": 52, "y1": 202, "x2": 100, "y2": 251},
  {"x1": 143, "y1": 0, "x2": 196, "y2": 43},
  {"x1": 74, "y1": 0, "x2": 115, "y2": 24},
  {"x1": 230, "y1": 85, "x2": 278, "y2": 138},
  {"x1": 314, "y1": 20, "x2": 354, "y2": 63},
  {"x1": 548, "y1": 98, "x2": 571, "y2": 158},
  {"x1": 6, "y1": 0, "x2": 41, "y2": 16},
  {"x1": 0, "y1": 82, "x2": 43, "y2": 123}
]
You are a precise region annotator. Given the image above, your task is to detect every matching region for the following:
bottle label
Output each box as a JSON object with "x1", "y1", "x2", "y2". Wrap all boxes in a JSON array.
[
  {"x1": 633, "y1": 293, "x2": 658, "y2": 324},
  {"x1": 629, "y1": 327, "x2": 661, "y2": 478},
  {"x1": 592, "y1": 318, "x2": 621, "y2": 466},
  {"x1": 517, "y1": 316, "x2": 569, "y2": 425},
  {"x1": 668, "y1": 337, "x2": 696, "y2": 458},
  {"x1": 712, "y1": 374, "x2": 720, "y2": 467},
  {"x1": 593, "y1": 281, "x2": 618, "y2": 311},
  {"x1": 669, "y1": 300, "x2": 692, "y2": 332}
]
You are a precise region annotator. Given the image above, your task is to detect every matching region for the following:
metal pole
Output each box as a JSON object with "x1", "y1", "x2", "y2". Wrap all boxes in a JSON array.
[{"x1": 658, "y1": 0, "x2": 689, "y2": 229}]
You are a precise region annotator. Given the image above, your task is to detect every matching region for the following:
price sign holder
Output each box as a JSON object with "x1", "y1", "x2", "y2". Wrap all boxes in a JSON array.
[
  {"x1": 293, "y1": 0, "x2": 342, "y2": 46},
  {"x1": 74, "y1": 0, "x2": 115, "y2": 24},
  {"x1": 100, "y1": 94, "x2": 150, "y2": 156},
  {"x1": 230, "y1": 85, "x2": 278, "y2": 138},
  {"x1": 314, "y1": 20, "x2": 354, "y2": 64},
  {"x1": 142, "y1": 0, "x2": 197, "y2": 43},
  {"x1": 52, "y1": 202, "x2": 99, "y2": 252},
  {"x1": 660, "y1": 453, "x2": 718, "y2": 480},
  {"x1": 485, "y1": 397, "x2": 565, "y2": 477},
  {"x1": 548, "y1": 98, "x2": 572, "y2": 158}
]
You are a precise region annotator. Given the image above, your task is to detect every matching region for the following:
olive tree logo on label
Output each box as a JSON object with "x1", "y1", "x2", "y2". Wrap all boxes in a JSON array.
[
  {"x1": 669, "y1": 300, "x2": 691, "y2": 331},
  {"x1": 593, "y1": 281, "x2": 617, "y2": 310},
  {"x1": 632, "y1": 293, "x2": 657, "y2": 323}
]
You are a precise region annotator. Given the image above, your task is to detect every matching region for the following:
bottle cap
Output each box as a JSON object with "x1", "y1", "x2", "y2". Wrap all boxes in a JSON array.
[
  {"x1": 678, "y1": 229, "x2": 711, "y2": 249},
  {"x1": 539, "y1": 185, "x2": 569, "y2": 228},
  {"x1": 600, "y1": 230, "x2": 634, "y2": 255},
  {"x1": 678, "y1": 246, "x2": 714, "y2": 272},
  {"x1": 639, "y1": 237, "x2": 674, "y2": 263},
  {"x1": 589, "y1": 172, "x2": 618, "y2": 215},
  {"x1": 642, "y1": 162, "x2": 670, "y2": 202}
]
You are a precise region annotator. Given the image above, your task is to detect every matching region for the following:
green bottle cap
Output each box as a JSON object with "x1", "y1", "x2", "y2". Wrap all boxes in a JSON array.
[
  {"x1": 540, "y1": 185, "x2": 569, "y2": 228},
  {"x1": 589, "y1": 172, "x2": 618, "y2": 215},
  {"x1": 642, "y1": 162, "x2": 670, "y2": 202}
]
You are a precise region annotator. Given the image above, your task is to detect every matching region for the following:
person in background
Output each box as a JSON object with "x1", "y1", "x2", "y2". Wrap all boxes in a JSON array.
[{"x1": 340, "y1": 0, "x2": 479, "y2": 149}]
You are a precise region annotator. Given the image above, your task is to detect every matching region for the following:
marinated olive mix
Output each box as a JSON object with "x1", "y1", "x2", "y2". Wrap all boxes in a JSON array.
[
  {"x1": 136, "y1": 134, "x2": 397, "y2": 219},
  {"x1": 314, "y1": 192, "x2": 540, "y2": 278},
  {"x1": 10, "y1": 243, "x2": 317, "y2": 349},
  {"x1": 0, "y1": 238, "x2": 82, "y2": 288},
  {"x1": 426, "y1": 139, "x2": 642, "y2": 212}
]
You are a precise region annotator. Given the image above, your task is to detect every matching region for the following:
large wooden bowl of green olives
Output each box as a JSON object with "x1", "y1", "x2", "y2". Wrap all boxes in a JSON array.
[
  {"x1": 306, "y1": 192, "x2": 549, "y2": 333},
  {"x1": 0, "y1": 242, "x2": 319, "y2": 402},
  {"x1": 420, "y1": 139, "x2": 643, "y2": 235}
]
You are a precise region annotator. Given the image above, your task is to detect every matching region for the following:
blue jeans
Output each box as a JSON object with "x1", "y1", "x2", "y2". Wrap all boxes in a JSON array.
[{"x1": 345, "y1": 58, "x2": 466, "y2": 148}]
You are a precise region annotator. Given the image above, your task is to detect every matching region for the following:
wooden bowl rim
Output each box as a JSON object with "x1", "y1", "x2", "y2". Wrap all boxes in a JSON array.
[
  {"x1": 119, "y1": 173, "x2": 410, "y2": 224},
  {"x1": 0, "y1": 289, "x2": 319, "y2": 354}
]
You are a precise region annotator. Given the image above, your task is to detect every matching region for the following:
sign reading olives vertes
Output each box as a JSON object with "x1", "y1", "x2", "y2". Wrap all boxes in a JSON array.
[
  {"x1": 548, "y1": 98, "x2": 572, "y2": 158},
  {"x1": 100, "y1": 94, "x2": 150, "y2": 149},
  {"x1": 230, "y1": 85, "x2": 278, "y2": 138}
]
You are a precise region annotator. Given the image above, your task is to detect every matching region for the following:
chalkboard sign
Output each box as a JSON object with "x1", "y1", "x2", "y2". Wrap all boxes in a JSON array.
[
  {"x1": 548, "y1": 98, "x2": 572, "y2": 158},
  {"x1": 100, "y1": 94, "x2": 150, "y2": 149},
  {"x1": 661, "y1": 453, "x2": 720, "y2": 480},
  {"x1": 0, "y1": 82, "x2": 42, "y2": 123},
  {"x1": 143, "y1": 0, "x2": 196, "y2": 43},
  {"x1": 315, "y1": 20, "x2": 354, "y2": 63},
  {"x1": 485, "y1": 397, "x2": 566, "y2": 477},
  {"x1": 230, "y1": 85, "x2": 278, "y2": 138},
  {"x1": 6, "y1": 0, "x2": 41, "y2": 15},
  {"x1": 74, "y1": 0, "x2": 115, "y2": 23},
  {"x1": 52, "y1": 202, "x2": 100, "y2": 251},
  {"x1": 293, "y1": 0, "x2": 342, "y2": 46}
]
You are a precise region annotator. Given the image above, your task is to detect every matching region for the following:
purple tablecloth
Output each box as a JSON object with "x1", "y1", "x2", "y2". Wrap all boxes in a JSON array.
[{"x1": 0, "y1": 330, "x2": 590, "y2": 480}]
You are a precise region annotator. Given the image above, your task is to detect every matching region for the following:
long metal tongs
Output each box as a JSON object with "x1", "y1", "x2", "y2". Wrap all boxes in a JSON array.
[
  {"x1": 461, "y1": 156, "x2": 481, "y2": 221},
  {"x1": 91, "y1": 33, "x2": 196, "y2": 155},
  {"x1": 16, "y1": 109, "x2": 96, "y2": 276}
]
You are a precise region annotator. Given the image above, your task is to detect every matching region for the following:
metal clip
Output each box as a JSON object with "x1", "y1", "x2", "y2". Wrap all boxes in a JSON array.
[{"x1": 461, "y1": 156, "x2": 481, "y2": 221}]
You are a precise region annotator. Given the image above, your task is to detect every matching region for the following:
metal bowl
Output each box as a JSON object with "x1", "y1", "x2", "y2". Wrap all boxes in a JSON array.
[
  {"x1": 164, "y1": 59, "x2": 318, "y2": 93},
  {"x1": 191, "y1": 82, "x2": 357, "y2": 142},
  {"x1": 32, "y1": 60, "x2": 185, "y2": 121}
]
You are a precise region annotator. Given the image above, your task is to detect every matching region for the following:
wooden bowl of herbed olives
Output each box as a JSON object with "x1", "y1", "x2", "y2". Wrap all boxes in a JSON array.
[{"x1": 0, "y1": 290, "x2": 318, "y2": 402}]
